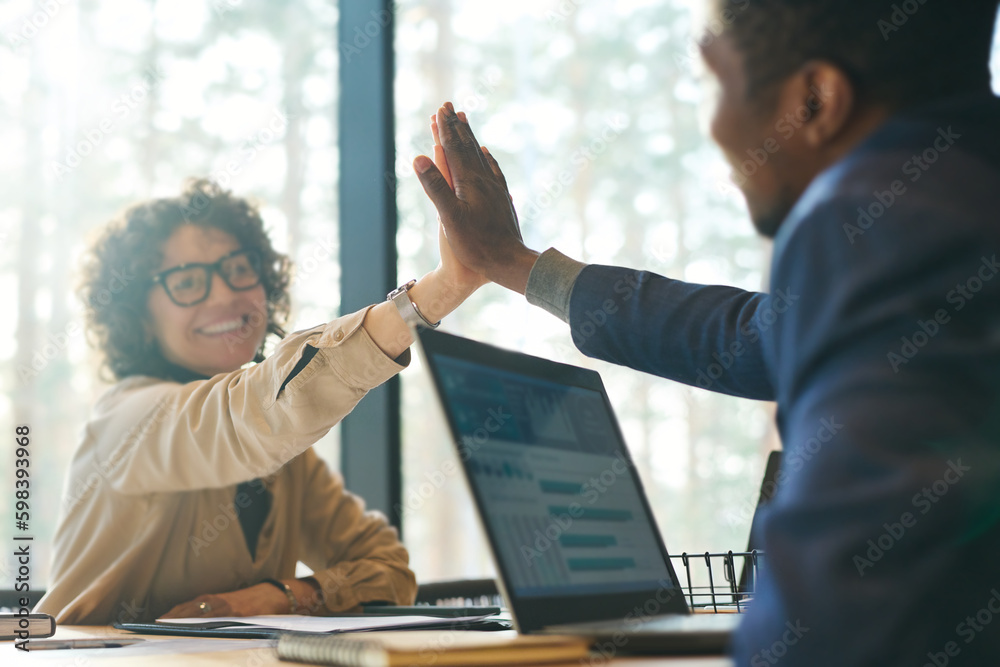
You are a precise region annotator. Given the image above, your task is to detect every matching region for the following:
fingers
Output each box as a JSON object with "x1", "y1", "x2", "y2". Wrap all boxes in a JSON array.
[
  {"x1": 431, "y1": 117, "x2": 454, "y2": 189},
  {"x1": 159, "y1": 604, "x2": 185, "y2": 619},
  {"x1": 433, "y1": 144, "x2": 454, "y2": 190},
  {"x1": 161, "y1": 595, "x2": 224, "y2": 619},
  {"x1": 414, "y1": 155, "x2": 459, "y2": 215},
  {"x1": 436, "y1": 103, "x2": 490, "y2": 179},
  {"x1": 430, "y1": 115, "x2": 441, "y2": 146},
  {"x1": 480, "y1": 146, "x2": 508, "y2": 191}
]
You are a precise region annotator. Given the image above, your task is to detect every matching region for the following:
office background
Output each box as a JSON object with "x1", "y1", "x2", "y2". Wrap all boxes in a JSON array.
[{"x1": 1, "y1": 0, "x2": 998, "y2": 587}]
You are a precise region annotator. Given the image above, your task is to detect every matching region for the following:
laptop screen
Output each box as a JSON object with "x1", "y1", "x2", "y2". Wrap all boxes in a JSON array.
[{"x1": 417, "y1": 328, "x2": 688, "y2": 630}]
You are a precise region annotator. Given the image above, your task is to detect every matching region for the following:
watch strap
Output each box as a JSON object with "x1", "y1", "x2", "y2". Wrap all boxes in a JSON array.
[{"x1": 388, "y1": 279, "x2": 441, "y2": 329}]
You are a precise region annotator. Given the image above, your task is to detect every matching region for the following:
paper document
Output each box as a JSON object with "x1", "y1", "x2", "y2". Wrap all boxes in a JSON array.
[{"x1": 156, "y1": 614, "x2": 492, "y2": 633}]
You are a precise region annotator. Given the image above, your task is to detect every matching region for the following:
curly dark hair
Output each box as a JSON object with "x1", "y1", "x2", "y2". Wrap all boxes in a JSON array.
[{"x1": 79, "y1": 179, "x2": 292, "y2": 381}]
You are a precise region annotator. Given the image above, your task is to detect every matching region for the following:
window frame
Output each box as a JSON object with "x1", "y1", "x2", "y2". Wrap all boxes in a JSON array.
[{"x1": 337, "y1": 0, "x2": 403, "y2": 529}]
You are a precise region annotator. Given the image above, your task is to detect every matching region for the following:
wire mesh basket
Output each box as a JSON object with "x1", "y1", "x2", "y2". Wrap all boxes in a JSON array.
[
  {"x1": 417, "y1": 551, "x2": 764, "y2": 614},
  {"x1": 668, "y1": 550, "x2": 763, "y2": 613}
]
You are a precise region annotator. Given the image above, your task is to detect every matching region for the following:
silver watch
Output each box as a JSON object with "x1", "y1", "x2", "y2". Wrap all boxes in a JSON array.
[{"x1": 387, "y1": 279, "x2": 440, "y2": 329}]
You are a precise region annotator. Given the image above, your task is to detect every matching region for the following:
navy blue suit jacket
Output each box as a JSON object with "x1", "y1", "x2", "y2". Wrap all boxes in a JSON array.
[{"x1": 568, "y1": 93, "x2": 1000, "y2": 665}]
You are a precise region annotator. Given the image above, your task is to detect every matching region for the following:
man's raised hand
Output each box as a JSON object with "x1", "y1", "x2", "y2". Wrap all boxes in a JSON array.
[{"x1": 414, "y1": 102, "x2": 539, "y2": 294}]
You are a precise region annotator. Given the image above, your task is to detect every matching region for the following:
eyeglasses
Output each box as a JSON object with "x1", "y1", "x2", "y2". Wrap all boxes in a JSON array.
[{"x1": 150, "y1": 248, "x2": 263, "y2": 307}]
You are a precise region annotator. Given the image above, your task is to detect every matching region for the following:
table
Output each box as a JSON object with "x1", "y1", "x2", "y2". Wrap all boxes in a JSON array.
[{"x1": 3, "y1": 625, "x2": 735, "y2": 666}]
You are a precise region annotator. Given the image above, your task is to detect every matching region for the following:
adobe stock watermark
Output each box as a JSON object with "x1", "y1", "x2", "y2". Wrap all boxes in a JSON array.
[
  {"x1": 569, "y1": 269, "x2": 649, "y2": 349},
  {"x1": 877, "y1": 0, "x2": 929, "y2": 42},
  {"x1": 189, "y1": 479, "x2": 272, "y2": 556},
  {"x1": 112, "y1": 598, "x2": 146, "y2": 626},
  {"x1": 921, "y1": 587, "x2": 1000, "y2": 667},
  {"x1": 695, "y1": 288, "x2": 800, "y2": 392},
  {"x1": 727, "y1": 416, "x2": 843, "y2": 526},
  {"x1": 674, "y1": 0, "x2": 751, "y2": 72},
  {"x1": 519, "y1": 454, "x2": 631, "y2": 565},
  {"x1": 207, "y1": 109, "x2": 290, "y2": 189},
  {"x1": 853, "y1": 459, "x2": 970, "y2": 576},
  {"x1": 17, "y1": 265, "x2": 136, "y2": 383},
  {"x1": 62, "y1": 397, "x2": 176, "y2": 512},
  {"x1": 454, "y1": 71, "x2": 502, "y2": 114},
  {"x1": 583, "y1": 580, "x2": 684, "y2": 665},
  {"x1": 393, "y1": 406, "x2": 512, "y2": 519},
  {"x1": 843, "y1": 126, "x2": 961, "y2": 244},
  {"x1": 339, "y1": 5, "x2": 394, "y2": 63},
  {"x1": 49, "y1": 65, "x2": 169, "y2": 179},
  {"x1": 5, "y1": 0, "x2": 72, "y2": 50},
  {"x1": 544, "y1": 0, "x2": 582, "y2": 24},
  {"x1": 211, "y1": 0, "x2": 243, "y2": 18},
  {"x1": 215, "y1": 299, "x2": 279, "y2": 356},
  {"x1": 519, "y1": 116, "x2": 627, "y2": 222},
  {"x1": 15, "y1": 597, "x2": 145, "y2": 651},
  {"x1": 16, "y1": 321, "x2": 83, "y2": 384},
  {"x1": 290, "y1": 235, "x2": 337, "y2": 286},
  {"x1": 384, "y1": 72, "x2": 502, "y2": 194},
  {"x1": 749, "y1": 620, "x2": 811, "y2": 667},
  {"x1": 721, "y1": 84, "x2": 834, "y2": 195},
  {"x1": 887, "y1": 254, "x2": 998, "y2": 373}
]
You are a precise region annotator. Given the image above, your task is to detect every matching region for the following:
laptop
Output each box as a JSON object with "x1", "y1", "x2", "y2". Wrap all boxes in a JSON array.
[
  {"x1": 414, "y1": 327, "x2": 740, "y2": 655},
  {"x1": 738, "y1": 450, "x2": 781, "y2": 597}
]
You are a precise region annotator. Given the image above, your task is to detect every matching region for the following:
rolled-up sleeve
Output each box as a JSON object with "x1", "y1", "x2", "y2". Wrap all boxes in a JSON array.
[{"x1": 525, "y1": 247, "x2": 588, "y2": 322}]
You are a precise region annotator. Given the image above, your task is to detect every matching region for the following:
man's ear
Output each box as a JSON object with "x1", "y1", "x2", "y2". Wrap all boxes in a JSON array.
[{"x1": 790, "y1": 61, "x2": 856, "y2": 148}]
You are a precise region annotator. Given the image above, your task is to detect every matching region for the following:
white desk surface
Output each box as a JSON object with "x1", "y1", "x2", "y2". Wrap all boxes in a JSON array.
[{"x1": 3, "y1": 624, "x2": 735, "y2": 666}]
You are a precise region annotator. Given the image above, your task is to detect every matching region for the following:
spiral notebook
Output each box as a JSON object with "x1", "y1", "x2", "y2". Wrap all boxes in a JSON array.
[{"x1": 276, "y1": 630, "x2": 591, "y2": 666}]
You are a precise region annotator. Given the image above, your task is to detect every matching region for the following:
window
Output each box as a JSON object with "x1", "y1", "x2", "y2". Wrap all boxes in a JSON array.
[
  {"x1": 0, "y1": 0, "x2": 340, "y2": 588},
  {"x1": 394, "y1": 2, "x2": 1000, "y2": 581},
  {"x1": 1, "y1": 0, "x2": 998, "y2": 594},
  {"x1": 394, "y1": 1, "x2": 773, "y2": 580}
]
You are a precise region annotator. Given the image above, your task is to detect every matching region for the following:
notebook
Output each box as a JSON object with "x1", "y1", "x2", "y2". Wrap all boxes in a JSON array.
[
  {"x1": 414, "y1": 327, "x2": 740, "y2": 655},
  {"x1": 276, "y1": 630, "x2": 591, "y2": 666}
]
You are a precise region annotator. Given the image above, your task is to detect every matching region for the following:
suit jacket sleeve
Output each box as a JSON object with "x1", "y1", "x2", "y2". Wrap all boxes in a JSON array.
[{"x1": 567, "y1": 264, "x2": 777, "y2": 401}]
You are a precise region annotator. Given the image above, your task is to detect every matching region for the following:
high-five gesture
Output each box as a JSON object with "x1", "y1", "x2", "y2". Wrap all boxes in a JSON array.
[{"x1": 414, "y1": 102, "x2": 539, "y2": 294}]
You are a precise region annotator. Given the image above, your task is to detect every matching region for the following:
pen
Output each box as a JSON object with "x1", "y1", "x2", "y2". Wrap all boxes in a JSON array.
[{"x1": 23, "y1": 638, "x2": 146, "y2": 651}]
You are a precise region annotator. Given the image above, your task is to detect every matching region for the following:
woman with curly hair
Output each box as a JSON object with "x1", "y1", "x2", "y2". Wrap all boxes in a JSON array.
[{"x1": 35, "y1": 176, "x2": 484, "y2": 624}]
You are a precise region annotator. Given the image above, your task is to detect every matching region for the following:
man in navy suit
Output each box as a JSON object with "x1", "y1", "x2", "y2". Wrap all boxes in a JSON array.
[{"x1": 414, "y1": 1, "x2": 1000, "y2": 664}]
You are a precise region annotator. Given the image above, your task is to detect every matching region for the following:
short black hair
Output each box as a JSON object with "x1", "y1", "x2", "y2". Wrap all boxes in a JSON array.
[{"x1": 722, "y1": 0, "x2": 999, "y2": 107}]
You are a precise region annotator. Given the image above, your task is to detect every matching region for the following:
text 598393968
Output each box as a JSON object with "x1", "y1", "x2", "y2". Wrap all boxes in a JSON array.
[
  {"x1": 12, "y1": 425, "x2": 36, "y2": 650},
  {"x1": 14, "y1": 425, "x2": 30, "y2": 532}
]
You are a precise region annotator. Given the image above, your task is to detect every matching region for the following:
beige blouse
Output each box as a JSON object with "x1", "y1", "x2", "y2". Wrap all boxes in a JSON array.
[{"x1": 36, "y1": 307, "x2": 417, "y2": 624}]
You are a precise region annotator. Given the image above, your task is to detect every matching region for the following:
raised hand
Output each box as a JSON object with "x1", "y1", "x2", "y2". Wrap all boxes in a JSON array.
[
  {"x1": 414, "y1": 102, "x2": 539, "y2": 295},
  {"x1": 429, "y1": 114, "x2": 488, "y2": 298}
]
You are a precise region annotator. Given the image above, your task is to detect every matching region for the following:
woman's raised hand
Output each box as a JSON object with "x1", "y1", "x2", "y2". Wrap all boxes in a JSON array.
[{"x1": 429, "y1": 114, "x2": 489, "y2": 299}]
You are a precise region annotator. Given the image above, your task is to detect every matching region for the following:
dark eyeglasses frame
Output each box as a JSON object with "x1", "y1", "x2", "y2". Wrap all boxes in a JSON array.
[{"x1": 150, "y1": 248, "x2": 263, "y2": 307}]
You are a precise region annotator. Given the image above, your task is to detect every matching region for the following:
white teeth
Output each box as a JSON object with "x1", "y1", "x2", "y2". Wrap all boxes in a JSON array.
[{"x1": 199, "y1": 317, "x2": 245, "y2": 335}]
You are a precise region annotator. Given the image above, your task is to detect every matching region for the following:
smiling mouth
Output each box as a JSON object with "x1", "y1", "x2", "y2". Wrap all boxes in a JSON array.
[{"x1": 197, "y1": 314, "x2": 250, "y2": 336}]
